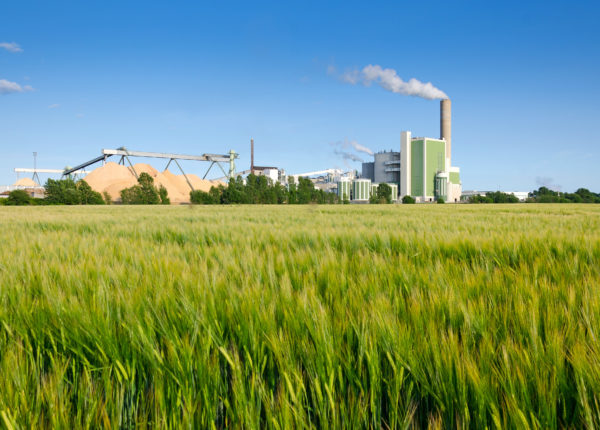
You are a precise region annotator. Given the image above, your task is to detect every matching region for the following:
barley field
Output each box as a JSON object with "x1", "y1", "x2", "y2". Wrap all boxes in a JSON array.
[{"x1": 0, "y1": 204, "x2": 599, "y2": 428}]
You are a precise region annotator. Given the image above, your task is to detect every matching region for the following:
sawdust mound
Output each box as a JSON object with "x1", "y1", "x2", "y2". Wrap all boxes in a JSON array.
[
  {"x1": 13, "y1": 177, "x2": 39, "y2": 187},
  {"x1": 84, "y1": 161, "x2": 222, "y2": 204}
]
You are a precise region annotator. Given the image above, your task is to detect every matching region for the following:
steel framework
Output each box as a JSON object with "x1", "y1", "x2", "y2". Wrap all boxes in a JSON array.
[{"x1": 63, "y1": 147, "x2": 238, "y2": 191}]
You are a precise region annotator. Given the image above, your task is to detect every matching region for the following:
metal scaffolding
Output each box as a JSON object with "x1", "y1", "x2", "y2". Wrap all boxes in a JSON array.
[
  {"x1": 14, "y1": 168, "x2": 90, "y2": 182},
  {"x1": 63, "y1": 147, "x2": 238, "y2": 191}
]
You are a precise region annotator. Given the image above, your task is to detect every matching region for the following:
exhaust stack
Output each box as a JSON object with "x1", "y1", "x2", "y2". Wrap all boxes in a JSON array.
[
  {"x1": 251, "y1": 138, "x2": 254, "y2": 174},
  {"x1": 440, "y1": 99, "x2": 451, "y2": 160}
]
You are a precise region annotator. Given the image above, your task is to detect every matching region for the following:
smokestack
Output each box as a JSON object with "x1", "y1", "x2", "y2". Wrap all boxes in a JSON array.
[
  {"x1": 251, "y1": 138, "x2": 254, "y2": 174},
  {"x1": 440, "y1": 99, "x2": 451, "y2": 160}
]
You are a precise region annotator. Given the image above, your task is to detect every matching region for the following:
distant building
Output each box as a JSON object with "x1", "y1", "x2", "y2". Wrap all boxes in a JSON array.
[
  {"x1": 361, "y1": 151, "x2": 400, "y2": 185},
  {"x1": 400, "y1": 132, "x2": 461, "y2": 203}
]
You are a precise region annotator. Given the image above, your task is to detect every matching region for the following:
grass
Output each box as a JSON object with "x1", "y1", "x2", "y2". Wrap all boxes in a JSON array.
[{"x1": 0, "y1": 204, "x2": 599, "y2": 428}]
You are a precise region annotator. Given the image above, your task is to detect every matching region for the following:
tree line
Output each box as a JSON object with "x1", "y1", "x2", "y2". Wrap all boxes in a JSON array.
[
  {"x1": 468, "y1": 188, "x2": 600, "y2": 204},
  {"x1": 190, "y1": 175, "x2": 339, "y2": 204},
  {"x1": 0, "y1": 173, "x2": 170, "y2": 206},
  {"x1": 2, "y1": 175, "x2": 600, "y2": 206}
]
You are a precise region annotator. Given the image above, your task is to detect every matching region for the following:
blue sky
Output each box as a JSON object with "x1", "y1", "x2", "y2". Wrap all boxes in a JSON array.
[{"x1": 1, "y1": 0, "x2": 599, "y2": 191}]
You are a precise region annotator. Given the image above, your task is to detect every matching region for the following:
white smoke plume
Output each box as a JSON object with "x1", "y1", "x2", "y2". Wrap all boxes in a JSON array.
[
  {"x1": 340, "y1": 64, "x2": 447, "y2": 100},
  {"x1": 331, "y1": 139, "x2": 373, "y2": 155},
  {"x1": 330, "y1": 139, "x2": 374, "y2": 164},
  {"x1": 333, "y1": 149, "x2": 364, "y2": 163},
  {"x1": 349, "y1": 141, "x2": 374, "y2": 156}
]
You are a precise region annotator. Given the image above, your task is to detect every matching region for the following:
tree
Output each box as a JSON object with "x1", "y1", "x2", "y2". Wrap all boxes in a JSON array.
[
  {"x1": 374, "y1": 183, "x2": 393, "y2": 204},
  {"x1": 159, "y1": 185, "x2": 170, "y2": 205},
  {"x1": 103, "y1": 191, "x2": 112, "y2": 205},
  {"x1": 287, "y1": 176, "x2": 297, "y2": 204},
  {"x1": 402, "y1": 195, "x2": 415, "y2": 204},
  {"x1": 120, "y1": 185, "x2": 144, "y2": 204},
  {"x1": 44, "y1": 178, "x2": 79, "y2": 204},
  {"x1": 77, "y1": 180, "x2": 105, "y2": 205},
  {"x1": 6, "y1": 189, "x2": 32, "y2": 205},
  {"x1": 191, "y1": 188, "x2": 220, "y2": 204},
  {"x1": 43, "y1": 178, "x2": 106, "y2": 205},
  {"x1": 296, "y1": 177, "x2": 320, "y2": 204},
  {"x1": 138, "y1": 173, "x2": 160, "y2": 204},
  {"x1": 120, "y1": 173, "x2": 162, "y2": 204}
]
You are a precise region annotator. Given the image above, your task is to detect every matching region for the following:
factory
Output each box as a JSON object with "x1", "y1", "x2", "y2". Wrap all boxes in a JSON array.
[
  {"x1": 3, "y1": 101, "x2": 461, "y2": 204},
  {"x1": 346, "y1": 99, "x2": 462, "y2": 203}
]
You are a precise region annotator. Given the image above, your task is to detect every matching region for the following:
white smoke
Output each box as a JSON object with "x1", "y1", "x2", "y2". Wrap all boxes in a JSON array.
[
  {"x1": 330, "y1": 139, "x2": 374, "y2": 164},
  {"x1": 0, "y1": 79, "x2": 33, "y2": 95},
  {"x1": 333, "y1": 149, "x2": 364, "y2": 163},
  {"x1": 331, "y1": 139, "x2": 373, "y2": 155},
  {"x1": 341, "y1": 64, "x2": 447, "y2": 100},
  {"x1": 349, "y1": 141, "x2": 374, "y2": 156}
]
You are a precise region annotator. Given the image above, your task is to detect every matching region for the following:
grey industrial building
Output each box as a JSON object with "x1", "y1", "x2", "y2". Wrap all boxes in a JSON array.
[{"x1": 361, "y1": 150, "x2": 400, "y2": 184}]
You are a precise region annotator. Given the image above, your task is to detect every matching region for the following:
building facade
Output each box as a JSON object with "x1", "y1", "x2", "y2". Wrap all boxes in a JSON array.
[{"x1": 400, "y1": 131, "x2": 461, "y2": 202}]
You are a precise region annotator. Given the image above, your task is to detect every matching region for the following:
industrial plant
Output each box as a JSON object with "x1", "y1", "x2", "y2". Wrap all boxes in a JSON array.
[
  {"x1": 338, "y1": 99, "x2": 461, "y2": 202},
  {"x1": 2, "y1": 99, "x2": 463, "y2": 203},
  {"x1": 247, "y1": 99, "x2": 462, "y2": 203}
]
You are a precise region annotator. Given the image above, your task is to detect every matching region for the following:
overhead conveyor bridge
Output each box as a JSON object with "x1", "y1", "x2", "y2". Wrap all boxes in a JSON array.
[{"x1": 63, "y1": 147, "x2": 239, "y2": 191}]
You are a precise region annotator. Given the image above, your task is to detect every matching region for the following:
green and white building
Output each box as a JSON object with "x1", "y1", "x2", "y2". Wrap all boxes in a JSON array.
[
  {"x1": 400, "y1": 131, "x2": 461, "y2": 202},
  {"x1": 352, "y1": 178, "x2": 371, "y2": 201},
  {"x1": 399, "y1": 99, "x2": 461, "y2": 202},
  {"x1": 337, "y1": 177, "x2": 351, "y2": 201}
]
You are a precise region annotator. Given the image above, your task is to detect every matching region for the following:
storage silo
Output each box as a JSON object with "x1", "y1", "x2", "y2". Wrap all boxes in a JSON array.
[
  {"x1": 434, "y1": 172, "x2": 449, "y2": 201},
  {"x1": 337, "y1": 178, "x2": 351, "y2": 201},
  {"x1": 352, "y1": 178, "x2": 371, "y2": 201},
  {"x1": 371, "y1": 183, "x2": 379, "y2": 197},
  {"x1": 389, "y1": 183, "x2": 398, "y2": 201}
]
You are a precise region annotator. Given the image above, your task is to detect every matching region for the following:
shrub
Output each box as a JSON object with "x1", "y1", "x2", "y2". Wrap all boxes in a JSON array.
[
  {"x1": 44, "y1": 178, "x2": 78, "y2": 204},
  {"x1": 120, "y1": 185, "x2": 144, "y2": 204},
  {"x1": 377, "y1": 183, "x2": 393, "y2": 204},
  {"x1": 370, "y1": 183, "x2": 393, "y2": 204},
  {"x1": 437, "y1": 197, "x2": 445, "y2": 204},
  {"x1": 190, "y1": 189, "x2": 219, "y2": 204},
  {"x1": 103, "y1": 191, "x2": 112, "y2": 205},
  {"x1": 6, "y1": 189, "x2": 32, "y2": 205},
  {"x1": 44, "y1": 178, "x2": 104, "y2": 205},
  {"x1": 77, "y1": 180, "x2": 105, "y2": 205},
  {"x1": 159, "y1": 185, "x2": 170, "y2": 205},
  {"x1": 402, "y1": 195, "x2": 416, "y2": 204},
  {"x1": 120, "y1": 173, "x2": 163, "y2": 204}
]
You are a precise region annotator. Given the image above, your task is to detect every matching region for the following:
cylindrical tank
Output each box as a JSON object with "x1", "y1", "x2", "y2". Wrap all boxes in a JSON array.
[
  {"x1": 440, "y1": 99, "x2": 451, "y2": 160},
  {"x1": 371, "y1": 183, "x2": 379, "y2": 197},
  {"x1": 352, "y1": 178, "x2": 371, "y2": 201},
  {"x1": 389, "y1": 183, "x2": 398, "y2": 201},
  {"x1": 435, "y1": 172, "x2": 449, "y2": 200},
  {"x1": 337, "y1": 178, "x2": 351, "y2": 201}
]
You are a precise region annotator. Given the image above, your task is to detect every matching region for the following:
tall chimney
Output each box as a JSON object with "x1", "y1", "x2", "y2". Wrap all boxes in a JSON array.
[
  {"x1": 250, "y1": 138, "x2": 254, "y2": 174},
  {"x1": 440, "y1": 99, "x2": 451, "y2": 160}
]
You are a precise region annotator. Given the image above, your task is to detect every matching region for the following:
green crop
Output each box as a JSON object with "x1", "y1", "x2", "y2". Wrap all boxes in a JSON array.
[{"x1": 0, "y1": 204, "x2": 599, "y2": 428}]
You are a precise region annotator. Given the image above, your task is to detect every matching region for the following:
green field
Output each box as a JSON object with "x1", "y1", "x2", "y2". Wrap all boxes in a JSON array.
[{"x1": 0, "y1": 204, "x2": 599, "y2": 428}]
